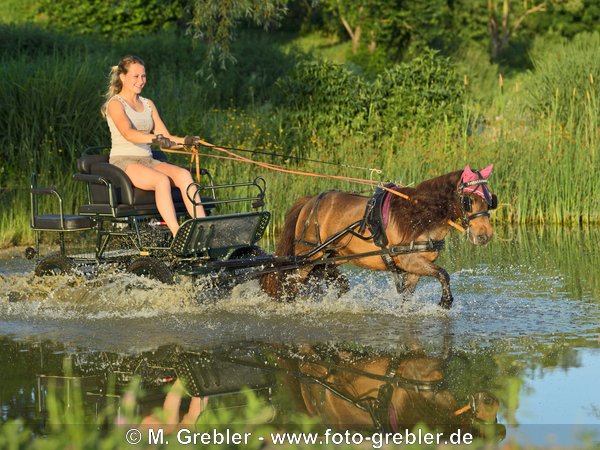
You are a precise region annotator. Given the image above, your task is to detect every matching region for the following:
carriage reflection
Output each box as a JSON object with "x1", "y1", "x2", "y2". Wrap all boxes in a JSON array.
[{"x1": 33, "y1": 340, "x2": 505, "y2": 440}]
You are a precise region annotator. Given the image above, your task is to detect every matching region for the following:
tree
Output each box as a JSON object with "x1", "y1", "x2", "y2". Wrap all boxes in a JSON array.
[
  {"x1": 37, "y1": 0, "x2": 187, "y2": 38},
  {"x1": 187, "y1": 0, "x2": 289, "y2": 69},
  {"x1": 487, "y1": 0, "x2": 547, "y2": 61},
  {"x1": 317, "y1": 0, "x2": 457, "y2": 63},
  {"x1": 321, "y1": 0, "x2": 373, "y2": 54}
]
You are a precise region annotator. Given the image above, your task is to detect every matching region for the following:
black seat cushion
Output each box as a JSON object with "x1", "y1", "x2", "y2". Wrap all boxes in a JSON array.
[
  {"x1": 79, "y1": 197, "x2": 214, "y2": 217},
  {"x1": 133, "y1": 186, "x2": 184, "y2": 204},
  {"x1": 33, "y1": 214, "x2": 94, "y2": 230},
  {"x1": 76, "y1": 152, "x2": 214, "y2": 218},
  {"x1": 79, "y1": 203, "x2": 186, "y2": 217},
  {"x1": 78, "y1": 155, "x2": 187, "y2": 207}
]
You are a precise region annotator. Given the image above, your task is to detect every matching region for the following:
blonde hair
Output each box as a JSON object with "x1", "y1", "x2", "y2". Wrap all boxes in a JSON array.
[{"x1": 101, "y1": 55, "x2": 145, "y2": 116}]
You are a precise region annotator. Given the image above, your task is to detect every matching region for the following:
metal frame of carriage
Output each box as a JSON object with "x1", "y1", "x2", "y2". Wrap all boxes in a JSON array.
[
  {"x1": 28, "y1": 146, "x2": 447, "y2": 286},
  {"x1": 28, "y1": 146, "x2": 272, "y2": 280}
]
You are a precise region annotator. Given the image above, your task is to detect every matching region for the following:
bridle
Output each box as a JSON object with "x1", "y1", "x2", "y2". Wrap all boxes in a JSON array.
[{"x1": 457, "y1": 171, "x2": 498, "y2": 226}]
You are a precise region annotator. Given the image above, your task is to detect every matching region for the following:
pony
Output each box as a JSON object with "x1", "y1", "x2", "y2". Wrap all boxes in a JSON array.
[
  {"x1": 261, "y1": 165, "x2": 497, "y2": 308},
  {"x1": 277, "y1": 344, "x2": 505, "y2": 439}
]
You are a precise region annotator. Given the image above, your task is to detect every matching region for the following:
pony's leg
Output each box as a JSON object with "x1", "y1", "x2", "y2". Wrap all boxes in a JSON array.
[
  {"x1": 390, "y1": 269, "x2": 406, "y2": 294},
  {"x1": 401, "y1": 274, "x2": 421, "y2": 301},
  {"x1": 383, "y1": 255, "x2": 405, "y2": 294},
  {"x1": 399, "y1": 257, "x2": 453, "y2": 309},
  {"x1": 326, "y1": 264, "x2": 350, "y2": 295},
  {"x1": 283, "y1": 266, "x2": 314, "y2": 298},
  {"x1": 306, "y1": 264, "x2": 350, "y2": 297},
  {"x1": 435, "y1": 266, "x2": 453, "y2": 309}
]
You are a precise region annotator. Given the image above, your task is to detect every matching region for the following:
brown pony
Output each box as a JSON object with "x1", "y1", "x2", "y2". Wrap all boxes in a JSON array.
[
  {"x1": 278, "y1": 344, "x2": 504, "y2": 438},
  {"x1": 261, "y1": 165, "x2": 497, "y2": 308}
]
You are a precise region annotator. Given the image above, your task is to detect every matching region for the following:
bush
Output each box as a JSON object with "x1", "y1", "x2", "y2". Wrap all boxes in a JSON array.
[
  {"x1": 371, "y1": 48, "x2": 464, "y2": 131},
  {"x1": 275, "y1": 59, "x2": 370, "y2": 131},
  {"x1": 37, "y1": 0, "x2": 186, "y2": 38},
  {"x1": 275, "y1": 49, "x2": 464, "y2": 134}
]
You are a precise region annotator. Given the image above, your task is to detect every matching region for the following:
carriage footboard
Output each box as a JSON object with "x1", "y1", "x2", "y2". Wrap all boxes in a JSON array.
[{"x1": 171, "y1": 211, "x2": 271, "y2": 258}]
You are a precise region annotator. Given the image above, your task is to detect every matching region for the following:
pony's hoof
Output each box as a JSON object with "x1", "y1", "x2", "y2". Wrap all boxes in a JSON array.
[{"x1": 439, "y1": 297, "x2": 453, "y2": 309}]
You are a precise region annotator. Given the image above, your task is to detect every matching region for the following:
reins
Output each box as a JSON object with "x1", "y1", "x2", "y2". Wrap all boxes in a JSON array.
[{"x1": 159, "y1": 141, "x2": 470, "y2": 233}]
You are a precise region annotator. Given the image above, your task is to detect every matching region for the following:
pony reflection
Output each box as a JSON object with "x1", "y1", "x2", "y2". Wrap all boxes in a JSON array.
[{"x1": 278, "y1": 344, "x2": 504, "y2": 439}]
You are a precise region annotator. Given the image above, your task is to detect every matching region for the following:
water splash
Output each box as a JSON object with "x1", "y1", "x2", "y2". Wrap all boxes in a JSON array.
[{"x1": 1, "y1": 258, "x2": 598, "y2": 352}]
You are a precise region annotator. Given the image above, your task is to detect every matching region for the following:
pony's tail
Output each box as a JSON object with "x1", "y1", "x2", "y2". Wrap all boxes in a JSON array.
[{"x1": 260, "y1": 196, "x2": 311, "y2": 298}]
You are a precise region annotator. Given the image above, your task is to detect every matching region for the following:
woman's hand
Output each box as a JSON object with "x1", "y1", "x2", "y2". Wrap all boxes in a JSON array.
[
  {"x1": 152, "y1": 134, "x2": 177, "y2": 148},
  {"x1": 184, "y1": 135, "x2": 202, "y2": 146}
]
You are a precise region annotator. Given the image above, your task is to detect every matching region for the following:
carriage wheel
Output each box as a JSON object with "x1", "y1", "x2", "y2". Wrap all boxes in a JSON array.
[
  {"x1": 34, "y1": 253, "x2": 74, "y2": 277},
  {"x1": 126, "y1": 257, "x2": 174, "y2": 284},
  {"x1": 195, "y1": 246, "x2": 266, "y2": 303},
  {"x1": 215, "y1": 246, "x2": 266, "y2": 290},
  {"x1": 225, "y1": 246, "x2": 267, "y2": 278}
]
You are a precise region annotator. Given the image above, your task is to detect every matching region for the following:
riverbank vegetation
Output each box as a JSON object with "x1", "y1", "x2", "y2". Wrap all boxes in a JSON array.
[{"x1": 1, "y1": 1, "x2": 599, "y2": 247}]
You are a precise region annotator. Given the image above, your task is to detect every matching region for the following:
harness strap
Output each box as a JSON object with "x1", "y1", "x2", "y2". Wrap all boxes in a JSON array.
[
  {"x1": 360, "y1": 183, "x2": 399, "y2": 248},
  {"x1": 297, "y1": 191, "x2": 330, "y2": 248}
]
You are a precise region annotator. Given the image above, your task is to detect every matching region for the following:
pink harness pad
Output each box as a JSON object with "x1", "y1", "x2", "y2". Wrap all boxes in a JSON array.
[{"x1": 382, "y1": 186, "x2": 401, "y2": 229}]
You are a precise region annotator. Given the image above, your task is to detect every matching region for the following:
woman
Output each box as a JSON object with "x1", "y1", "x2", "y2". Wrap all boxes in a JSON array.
[{"x1": 102, "y1": 55, "x2": 205, "y2": 236}]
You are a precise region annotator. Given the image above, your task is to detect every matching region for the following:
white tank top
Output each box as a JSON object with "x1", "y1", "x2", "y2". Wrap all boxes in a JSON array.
[{"x1": 107, "y1": 95, "x2": 154, "y2": 157}]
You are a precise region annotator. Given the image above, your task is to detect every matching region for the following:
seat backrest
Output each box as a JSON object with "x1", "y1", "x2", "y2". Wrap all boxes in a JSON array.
[
  {"x1": 77, "y1": 154, "x2": 109, "y2": 174},
  {"x1": 77, "y1": 154, "x2": 136, "y2": 205}
]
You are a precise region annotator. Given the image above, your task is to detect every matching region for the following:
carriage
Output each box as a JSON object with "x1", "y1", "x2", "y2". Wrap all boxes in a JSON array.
[
  {"x1": 28, "y1": 146, "x2": 273, "y2": 286},
  {"x1": 28, "y1": 146, "x2": 497, "y2": 307}
]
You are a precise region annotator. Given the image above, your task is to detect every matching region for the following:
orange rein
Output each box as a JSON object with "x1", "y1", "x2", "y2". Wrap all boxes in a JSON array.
[
  {"x1": 158, "y1": 141, "x2": 466, "y2": 234},
  {"x1": 453, "y1": 404, "x2": 472, "y2": 416}
]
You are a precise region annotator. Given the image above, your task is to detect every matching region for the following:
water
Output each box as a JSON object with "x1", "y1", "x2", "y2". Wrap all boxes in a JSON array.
[{"x1": 0, "y1": 225, "x2": 599, "y2": 447}]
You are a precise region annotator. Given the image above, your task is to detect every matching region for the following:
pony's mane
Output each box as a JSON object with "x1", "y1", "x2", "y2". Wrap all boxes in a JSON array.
[{"x1": 389, "y1": 170, "x2": 462, "y2": 240}]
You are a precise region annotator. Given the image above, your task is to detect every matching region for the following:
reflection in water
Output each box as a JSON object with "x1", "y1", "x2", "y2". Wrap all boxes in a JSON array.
[
  {"x1": 1, "y1": 226, "x2": 600, "y2": 446},
  {"x1": 0, "y1": 336, "x2": 506, "y2": 442},
  {"x1": 277, "y1": 343, "x2": 505, "y2": 440}
]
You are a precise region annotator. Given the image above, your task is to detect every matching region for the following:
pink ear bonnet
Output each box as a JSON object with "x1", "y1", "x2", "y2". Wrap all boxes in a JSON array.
[{"x1": 460, "y1": 164, "x2": 494, "y2": 202}]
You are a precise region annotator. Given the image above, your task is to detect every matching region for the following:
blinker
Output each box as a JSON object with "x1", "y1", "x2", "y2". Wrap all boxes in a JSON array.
[
  {"x1": 462, "y1": 196, "x2": 473, "y2": 212},
  {"x1": 460, "y1": 169, "x2": 497, "y2": 212},
  {"x1": 490, "y1": 194, "x2": 498, "y2": 210},
  {"x1": 461, "y1": 190, "x2": 497, "y2": 212}
]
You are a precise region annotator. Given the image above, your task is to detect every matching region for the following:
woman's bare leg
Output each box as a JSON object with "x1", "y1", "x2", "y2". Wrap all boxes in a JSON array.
[
  {"x1": 125, "y1": 164, "x2": 180, "y2": 235},
  {"x1": 140, "y1": 380, "x2": 184, "y2": 433},
  {"x1": 181, "y1": 397, "x2": 208, "y2": 426},
  {"x1": 155, "y1": 163, "x2": 206, "y2": 219}
]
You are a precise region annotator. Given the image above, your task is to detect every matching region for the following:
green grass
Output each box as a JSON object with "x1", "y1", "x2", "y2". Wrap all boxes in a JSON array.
[{"x1": 281, "y1": 31, "x2": 351, "y2": 63}]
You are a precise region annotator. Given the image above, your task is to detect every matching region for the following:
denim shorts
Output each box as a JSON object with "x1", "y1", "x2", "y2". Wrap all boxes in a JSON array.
[{"x1": 109, "y1": 156, "x2": 162, "y2": 172}]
